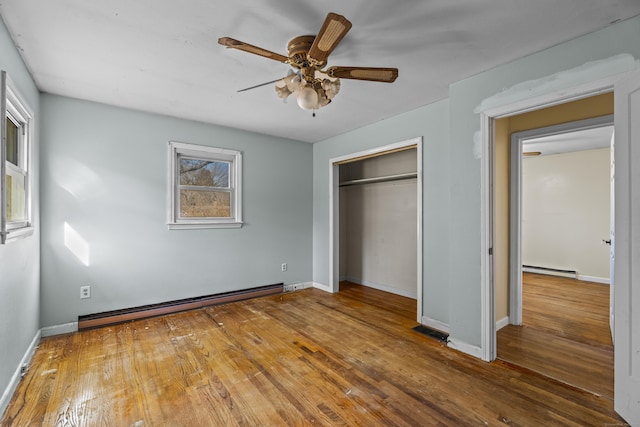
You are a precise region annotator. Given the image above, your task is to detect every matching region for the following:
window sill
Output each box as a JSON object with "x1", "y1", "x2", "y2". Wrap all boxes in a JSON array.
[
  {"x1": 167, "y1": 221, "x2": 243, "y2": 230},
  {"x1": 2, "y1": 226, "x2": 34, "y2": 244}
]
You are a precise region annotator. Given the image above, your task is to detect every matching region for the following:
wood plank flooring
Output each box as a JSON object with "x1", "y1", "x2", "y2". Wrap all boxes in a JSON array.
[
  {"x1": 3, "y1": 282, "x2": 626, "y2": 426},
  {"x1": 497, "y1": 273, "x2": 614, "y2": 400}
]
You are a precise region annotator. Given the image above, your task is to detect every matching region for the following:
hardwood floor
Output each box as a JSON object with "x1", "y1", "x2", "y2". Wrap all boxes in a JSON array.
[
  {"x1": 3, "y1": 282, "x2": 625, "y2": 426},
  {"x1": 497, "y1": 273, "x2": 614, "y2": 399}
]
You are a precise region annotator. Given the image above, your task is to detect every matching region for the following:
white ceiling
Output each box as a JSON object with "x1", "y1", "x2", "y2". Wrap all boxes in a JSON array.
[
  {"x1": 1, "y1": 1, "x2": 639, "y2": 143},
  {"x1": 523, "y1": 125, "x2": 614, "y2": 156}
]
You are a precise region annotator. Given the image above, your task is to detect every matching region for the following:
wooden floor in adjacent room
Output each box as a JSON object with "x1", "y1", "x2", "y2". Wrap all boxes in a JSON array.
[
  {"x1": 3, "y1": 281, "x2": 625, "y2": 426},
  {"x1": 497, "y1": 273, "x2": 614, "y2": 400}
]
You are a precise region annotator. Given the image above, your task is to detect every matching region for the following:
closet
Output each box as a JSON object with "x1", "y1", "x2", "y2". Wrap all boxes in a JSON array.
[{"x1": 338, "y1": 146, "x2": 418, "y2": 298}]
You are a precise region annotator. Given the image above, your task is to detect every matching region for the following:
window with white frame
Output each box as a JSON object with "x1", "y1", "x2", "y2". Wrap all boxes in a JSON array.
[
  {"x1": 168, "y1": 141, "x2": 243, "y2": 229},
  {"x1": 1, "y1": 71, "x2": 33, "y2": 244}
]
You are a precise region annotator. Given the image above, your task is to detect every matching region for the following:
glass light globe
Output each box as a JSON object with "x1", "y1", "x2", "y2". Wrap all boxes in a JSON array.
[
  {"x1": 297, "y1": 86, "x2": 319, "y2": 110},
  {"x1": 285, "y1": 74, "x2": 302, "y2": 93},
  {"x1": 322, "y1": 78, "x2": 340, "y2": 99},
  {"x1": 275, "y1": 85, "x2": 292, "y2": 99}
]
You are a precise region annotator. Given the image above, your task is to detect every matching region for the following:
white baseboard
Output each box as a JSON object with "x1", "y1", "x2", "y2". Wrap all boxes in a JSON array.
[
  {"x1": 496, "y1": 316, "x2": 510, "y2": 331},
  {"x1": 312, "y1": 281, "x2": 334, "y2": 293},
  {"x1": 0, "y1": 329, "x2": 41, "y2": 419},
  {"x1": 447, "y1": 338, "x2": 483, "y2": 359},
  {"x1": 524, "y1": 267, "x2": 610, "y2": 284},
  {"x1": 577, "y1": 274, "x2": 610, "y2": 285},
  {"x1": 344, "y1": 277, "x2": 417, "y2": 299},
  {"x1": 421, "y1": 316, "x2": 450, "y2": 334},
  {"x1": 41, "y1": 322, "x2": 78, "y2": 338}
]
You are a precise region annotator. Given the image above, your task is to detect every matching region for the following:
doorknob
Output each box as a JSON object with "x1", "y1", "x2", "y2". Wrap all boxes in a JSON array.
[{"x1": 602, "y1": 239, "x2": 612, "y2": 245}]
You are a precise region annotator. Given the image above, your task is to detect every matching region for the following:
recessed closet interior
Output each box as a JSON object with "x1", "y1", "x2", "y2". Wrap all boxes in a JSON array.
[{"x1": 338, "y1": 146, "x2": 418, "y2": 298}]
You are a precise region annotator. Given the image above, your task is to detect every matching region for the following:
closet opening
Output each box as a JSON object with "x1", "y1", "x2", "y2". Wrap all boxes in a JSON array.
[{"x1": 329, "y1": 137, "x2": 423, "y2": 322}]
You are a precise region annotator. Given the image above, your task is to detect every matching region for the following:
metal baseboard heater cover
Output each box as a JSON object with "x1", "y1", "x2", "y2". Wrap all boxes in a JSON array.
[
  {"x1": 522, "y1": 265, "x2": 577, "y2": 278},
  {"x1": 78, "y1": 283, "x2": 284, "y2": 330}
]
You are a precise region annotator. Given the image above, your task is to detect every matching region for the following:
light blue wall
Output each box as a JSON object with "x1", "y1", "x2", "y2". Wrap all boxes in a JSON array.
[
  {"x1": 313, "y1": 99, "x2": 451, "y2": 325},
  {"x1": 446, "y1": 16, "x2": 640, "y2": 346},
  {"x1": 313, "y1": 16, "x2": 640, "y2": 348},
  {"x1": 0, "y1": 16, "x2": 40, "y2": 412},
  {"x1": 39, "y1": 95, "x2": 313, "y2": 327},
  {"x1": 3, "y1": 15, "x2": 640, "y2": 415}
]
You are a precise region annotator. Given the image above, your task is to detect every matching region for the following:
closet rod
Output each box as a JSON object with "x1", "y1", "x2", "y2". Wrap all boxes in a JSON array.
[{"x1": 339, "y1": 172, "x2": 418, "y2": 187}]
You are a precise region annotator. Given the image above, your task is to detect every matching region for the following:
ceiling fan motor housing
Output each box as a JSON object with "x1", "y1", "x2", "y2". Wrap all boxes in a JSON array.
[{"x1": 287, "y1": 35, "x2": 325, "y2": 70}]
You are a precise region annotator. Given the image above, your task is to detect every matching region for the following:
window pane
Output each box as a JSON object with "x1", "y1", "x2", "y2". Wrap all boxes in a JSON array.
[
  {"x1": 6, "y1": 170, "x2": 26, "y2": 222},
  {"x1": 180, "y1": 190, "x2": 231, "y2": 218},
  {"x1": 179, "y1": 158, "x2": 229, "y2": 188},
  {"x1": 5, "y1": 117, "x2": 19, "y2": 166}
]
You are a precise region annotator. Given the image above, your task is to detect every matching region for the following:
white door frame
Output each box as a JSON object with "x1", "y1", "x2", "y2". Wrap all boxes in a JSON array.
[
  {"x1": 480, "y1": 75, "x2": 622, "y2": 362},
  {"x1": 329, "y1": 137, "x2": 423, "y2": 322},
  {"x1": 509, "y1": 115, "x2": 614, "y2": 325}
]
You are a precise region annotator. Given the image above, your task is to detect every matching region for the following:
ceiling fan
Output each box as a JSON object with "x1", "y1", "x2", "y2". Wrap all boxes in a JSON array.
[{"x1": 218, "y1": 12, "x2": 398, "y2": 112}]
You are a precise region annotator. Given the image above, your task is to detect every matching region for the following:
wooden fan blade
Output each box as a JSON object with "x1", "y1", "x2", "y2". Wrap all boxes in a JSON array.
[
  {"x1": 307, "y1": 13, "x2": 352, "y2": 65},
  {"x1": 218, "y1": 37, "x2": 289, "y2": 63},
  {"x1": 327, "y1": 66, "x2": 399, "y2": 83}
]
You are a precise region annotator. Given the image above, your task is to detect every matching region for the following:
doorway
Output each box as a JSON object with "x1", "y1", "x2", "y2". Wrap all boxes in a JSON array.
[
  {"x1": 496, "y1": 114, "x2": 615, "y2": 397},
  {"x1": 508, "y1": 116, "x2": 614, "y2": 325},
  {"x1": 480, "y1": 68, "x2": 640, "y2": 425}
]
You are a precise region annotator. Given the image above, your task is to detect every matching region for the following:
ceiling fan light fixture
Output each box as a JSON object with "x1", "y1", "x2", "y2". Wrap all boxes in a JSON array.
[
  {"x1": 275, "y1": 85, "x2": 292, "y2": 99},
  {"x1": 297, "y1": 85, "x2": 319, "y2": 110},
  {"x1": 321, "y1": 78, "x2": 340, "y2": 99},
  {"x1": 284, "y1": 73, "x2": 302, "y2": 92},
  {"x1": 222, "y1": 12, "x2": 397, "y2": 113}
]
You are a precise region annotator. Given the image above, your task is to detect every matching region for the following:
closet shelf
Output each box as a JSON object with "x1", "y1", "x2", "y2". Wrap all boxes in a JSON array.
[{"x1": 339, "y1": 172, "x2": 418, "y2": 187}]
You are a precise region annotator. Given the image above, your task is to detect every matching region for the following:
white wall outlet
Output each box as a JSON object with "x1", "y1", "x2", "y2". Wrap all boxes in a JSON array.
[
  {"x1": 80, "y1": 285, "x2": 91, "y2": 299},
  {"x1": 281, "y1": 263, "x2": 287, "y2": 272}
]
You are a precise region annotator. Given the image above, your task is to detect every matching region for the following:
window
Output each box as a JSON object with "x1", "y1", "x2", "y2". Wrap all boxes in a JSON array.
[
  {"x1": 1, "y1": 71, "x2": 33, "y2": 244},
  {"x1": 168, "y1": 141, "x2": 243, "y2": 229}
]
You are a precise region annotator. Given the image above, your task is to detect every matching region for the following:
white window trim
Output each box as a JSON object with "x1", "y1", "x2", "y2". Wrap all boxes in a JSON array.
[
  {"x1": 167, "y1": 141, "x2": 243, "y2": 230},
  {"x1": 1, "y1": 70, "x2": 34, "y2": 244}
]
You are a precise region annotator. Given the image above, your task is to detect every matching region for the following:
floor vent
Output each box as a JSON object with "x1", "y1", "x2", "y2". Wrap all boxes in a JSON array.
[
  {"x1": 78, "y1": 283, "x2": 283, "y2": 330},
  {"x1": 412, "y1": 325, "x2": 449, "y2": 343}
]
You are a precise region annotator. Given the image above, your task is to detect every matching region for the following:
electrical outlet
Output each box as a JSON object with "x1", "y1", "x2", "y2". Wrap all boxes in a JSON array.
[
  {"x1": 80, "y1": 285, "x2": 91, "y2": 299},
  {"x1": 281, "y1": 263, "x2": 287, "y2": 272}
]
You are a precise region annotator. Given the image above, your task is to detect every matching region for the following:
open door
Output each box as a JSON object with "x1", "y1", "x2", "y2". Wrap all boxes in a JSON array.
[
  {"x1": 614, "y1": 68, "x2": 640, "y2": 425},
  {"x1": 609, "y1": 130, "x2": 615, "y2": 342}
]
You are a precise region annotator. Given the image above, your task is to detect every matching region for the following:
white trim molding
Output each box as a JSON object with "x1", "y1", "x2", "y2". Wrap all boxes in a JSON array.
[
  {"x1": 41, "y1": 321, "x2": 79, "y2": 338},
  {"x1": 480, "y1": 112, "x2": 496, "y2": 362},
  {"x1": 0, "y1": 330, "x2": 40, "y2": 418},
  {"x1": 345, "y1": 277, "x2": 418, "y2": 299},
  {"x1": 447, "y1": 338, "x2": 483, "y2": 359},
  {"x1": 577, "y1": 275, "x2": 610, "y2": 285},
  {"x1": 421, "y1": 316, "x2": 450, "y2": 334},
  {"x1": 496, "y1": 316, "x2": 510, "y2": 331},
  {"x1": 312, "y1": 281, "x2": 333, "y2": 293}
]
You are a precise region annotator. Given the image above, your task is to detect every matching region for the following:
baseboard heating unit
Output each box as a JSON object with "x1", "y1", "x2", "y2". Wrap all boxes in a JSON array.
[
  {"x1": 522, "y1": 265, "x2": 577, "y2": 278},
  {"x1": 78, "y1": 283, "x2": 283, "y2": 330}
]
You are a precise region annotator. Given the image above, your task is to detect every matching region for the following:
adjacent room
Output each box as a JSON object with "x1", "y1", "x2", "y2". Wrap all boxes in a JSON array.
[{"x1": 1, "y1": 2, "x2": 640, "y2": 425}]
